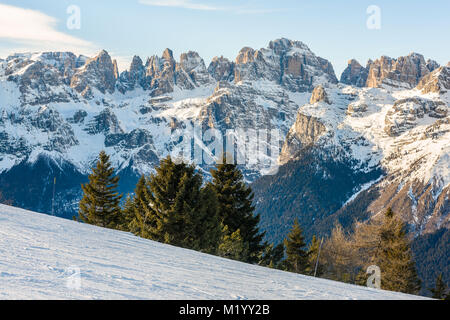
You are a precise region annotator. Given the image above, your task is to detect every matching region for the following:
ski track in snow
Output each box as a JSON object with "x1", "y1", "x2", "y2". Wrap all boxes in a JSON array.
[{"x1": 0, "y1": 204, "x2": 427, "y2": 300}]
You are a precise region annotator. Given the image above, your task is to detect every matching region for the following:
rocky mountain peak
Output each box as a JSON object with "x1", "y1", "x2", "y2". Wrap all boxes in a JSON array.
[
  {"x1": 426, "y1": 59, "x2": 440, "y2": 73},
  {"x1": 340, "y1": 59, "x2": 369, "y2": 87},
  {"x1": 130, "y1": 55, "x2": 144, "y2": 73},
  {"x1": 70, "y1": 49, "x2": 117, "y2": 97},
  {"x1": 117, "y1": 55, "x2": 147, "y2": 93},
  {"x1": 416, "y1": 66, "x2": 450, "y2": 94},
  {"x1": 365, "y1": 52, "x2": 438, "y2": 89},
  {"x1": 234, "y1": 39, "x2": 337, "y2": 92},
  {"x1": 179, "y1": 51, "x2": 204, "y2": 72},
  {"x1": 162, "y1": 48, "x2": 175, "y2": 64},
  {"x1": 268, "y1": 38, "x2": 310, "y2": 55},
  {"x1": 235, "y1": 47, "x2": 256, "y2": 64},
  {"x1": 208, "y1": 56, "x2": 235, "y2": 81},
  {"x1": 178, "y1": 51, "x2": 212, "y2": 87}
]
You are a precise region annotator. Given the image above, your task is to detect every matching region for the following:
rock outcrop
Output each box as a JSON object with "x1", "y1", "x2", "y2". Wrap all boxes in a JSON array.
[
  {"x1": 70, "y1": 50, "x2": 118, "y2": 97},
  {"x1": 340, "y1": 59, "x2": 369, "y2": 87},
  {"x1": 310, "y1": 85, "x2": 330, "y2": 104},
  {"x1": 279, "y1": 113, "x2": 326, "y2": 164},
  {"x1": 117, "y1": 55, "x2": 148, "y2": 93},
  {"x1": 416, "y1": 66, "x2": 450, "y2": 94},
  {"x1": 365, "y1": 53, "x2": 438, "y2": 88},
  {"x1": 384, "y1": 97, "x2": 447, "y2": 136},
  {"x1": 233, "y1": 38, "x2": 338, "y2": 92},
  {"x1": 208, "y1": 56, "x2": 235, "y2": 82}
]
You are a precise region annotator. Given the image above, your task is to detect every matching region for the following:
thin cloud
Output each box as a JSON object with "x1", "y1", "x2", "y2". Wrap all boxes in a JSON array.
[
  {"x1": 0, "y1": 4, "x2": 97, "y2": 57},
  {"x1": 138, "y1": 0, "x2": 223, "y2": 11},
  {"x1": 138, "y1": 0, "x2": 284, "y2": 14}
]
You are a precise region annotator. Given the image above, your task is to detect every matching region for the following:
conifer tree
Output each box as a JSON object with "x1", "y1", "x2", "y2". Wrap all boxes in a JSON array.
[
  {"x1": 429, "y1": 273, "x2": 448, "y2": 300},
  {"x1": 284, "y1": 218, "x2": 309, "y2": 274},
  {"x1": 373, "y1": 208, "x2": 421, "y2": 295},
  {"x1": 259, "y1": 243, "x2": 285, "y2": 269},
  {"x1": 307, "y1": 235, "x2": 324, "y2": 276},
  {"x1": 119, "y1": 194, "x2": 135, "y2": 231},
  {"x1": 209, "y1": 155, "x2": 265, "y2": 263},
  {"x1": 141, "y1": 156, "x2": 221, "y2": 252},
  {"x1": 218, "y1": 225, "x2": 249, "y2": 261},
  {"x1": 78, "y1": 151, "x2": 122, "y2": 229},
  {"x1": 127, "y1": 175, "x2": 153, "y2": 237}
]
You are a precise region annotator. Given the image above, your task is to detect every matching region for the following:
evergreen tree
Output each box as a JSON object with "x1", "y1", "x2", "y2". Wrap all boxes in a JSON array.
[
  {"x1": 284, "y1": 218, "x2": 309, "y2": 274},
  {"x1": 373, "y1": 208, "x2": 421, "y2": 295},
  {"x1": 307, "y1": 235, "x2": 324, "y2": 276},
  {"x1": 127, "y1": 175, "x2": 153, "y2": 238},
  {"x1": 259, "y1": 242, "x2": 285, "y2": 269},
  {"x1": 209, "y1": 155, "x2": 265, "y2": 263},
  {"x1": 141, "y1": 156, "x2": 221, "y2": 252},
  {"x1": 78, "y1": 151, "x2": 122, "y2": 229},
  {"x1": 218, "y1": 225, "x2": 249, "y2": 261},
  {"x1": 119, "y1": 194, "x2": 135, "y2": 231},
  {"x1": 429, "y1": 273, "x2": 448, "y2": 300}
]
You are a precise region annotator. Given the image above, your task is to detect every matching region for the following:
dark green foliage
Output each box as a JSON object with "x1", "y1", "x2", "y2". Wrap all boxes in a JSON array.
[
  {"x1": 78, "y1": 151, "x2": 122, "y2": 229},
  {"x1": 284, "y1": 218, "x2": 309, "y2": 274},
  {"x1": 307, "y1": 235, "x2": 324, "y2": 276},
  {"x1": 259, "y1": 242, "x2": 285, "y2": 269},
  {"x1": 209, "y1": 156, "x2": 265, "y2": 263},
  {"x1": 373, "y1": 209, "x2": 421, "y2": 295},
  {"x1": 218, "y1": 225, "x2": 249, "y2": 261},
  {"x1": 118, "y1": 194, "x2": 135, "y2": 231},
  {"x1": 0, "y1": 155, "x2": 87, "y2": 219},
  {"x1": 139, "y1": 156, "x2": 221, "y2": 253},
  {"x1": 126, "y1": 175, "x2": 153, "y2": 237},
  {"x1": 429, "y1": 273, "x2": 449, "y2": 299},
  {"x1": 314, "y1": 187, "x2": 380, "y2": 236},
  {"x1": 411, "y1": 228, "x2": 450, "y2": 297},
  {"x1": 251, "y1": 148, "x2": 383, "y2": 245},
  {"x1": 0, "y1": 191, "x2": 13, "y2": 205}
]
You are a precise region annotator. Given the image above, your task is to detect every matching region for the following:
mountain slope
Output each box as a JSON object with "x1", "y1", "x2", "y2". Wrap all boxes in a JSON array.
[
  {"x1": 0, "y1": 204, "x2": 426, "y2": 300},
  {"x1": 0, "y1": 38, "x2": 334, "y2": 217}
]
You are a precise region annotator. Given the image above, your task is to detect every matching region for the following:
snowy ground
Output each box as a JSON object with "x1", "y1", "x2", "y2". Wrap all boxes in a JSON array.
[{"x1": 0, "y1": 204, "x2": 427, "y2": 300}]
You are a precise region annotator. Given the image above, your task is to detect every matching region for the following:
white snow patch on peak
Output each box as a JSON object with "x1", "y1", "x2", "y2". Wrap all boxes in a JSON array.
[{"x1": 293, "y1": 85, "x2": 450, "y2": 196}]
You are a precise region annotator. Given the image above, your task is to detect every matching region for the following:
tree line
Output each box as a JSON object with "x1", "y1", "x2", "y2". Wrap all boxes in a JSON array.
[
  {"x1": 77, "y1": 151, "x2": 448, "y2": 298},
  {"x1": 78, "y1": 151, "x2": 268, "y2": 264}
]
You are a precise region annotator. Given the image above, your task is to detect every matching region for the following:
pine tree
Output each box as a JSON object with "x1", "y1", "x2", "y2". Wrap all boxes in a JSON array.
[
  {"x1": 127, "y1": 175, "x2": 153, "y2": 238},
  {"x1": 259, "y1": 242, "x2": 285, "y2": 269},
  {"x1": 429, "y1": 273, "x2": 448, "y2": 299},
  {"x1": 78, "y1": 151, "x2": 122, "y2": 229},
  {"x1": 140, "y1": 156, "x2": 191, "y2": 242},
  {"x1": 209, "y1": 155, "x2": 265, "y2": 263},
  {"x1": 307, "y1": 235, "x2": 324, "y2": 276},
  {"x1": 140, "y1": 156, "x2": 221, "y2": 252},
  {"x1": 192, "y1": 185, "x2": 222, "y2": 254},
  {"x1": 218, "y1": 225, "x2": 249, "y2": 261},
  {"x1": 284, "y1": 218, "x2": 309, "y2": 274},
  {"x1": 119, "y1": 194, "x2": 135, "y2": 231},
  {"x1": 373, "y1": 208, "x2": 421, "y2": 295}
]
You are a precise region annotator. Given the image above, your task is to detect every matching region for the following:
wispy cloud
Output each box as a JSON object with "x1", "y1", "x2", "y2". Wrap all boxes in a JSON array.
[
  {"x1": 0, "y1": 4, "x2": 97, "y2": 58},
  {"x1": 138, "y1": 0, "x2": 224, "y2": 11},
  {"x1": 138, "y1": 0, "x2": 284, "y2": 14}
]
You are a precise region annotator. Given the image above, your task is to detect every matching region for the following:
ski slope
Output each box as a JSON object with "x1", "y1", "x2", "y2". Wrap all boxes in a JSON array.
[{"x1": 0, "y1": 204, "x2": 427, "y2": 300}]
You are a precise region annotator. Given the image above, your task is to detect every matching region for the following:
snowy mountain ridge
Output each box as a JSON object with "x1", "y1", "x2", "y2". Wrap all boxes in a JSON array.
[
  {"x1": 0, "y1": 38, "x2": 448, "y2": 234},
  {"x1": 278, "y1": 69, "x2": 450, "y2": 234}
]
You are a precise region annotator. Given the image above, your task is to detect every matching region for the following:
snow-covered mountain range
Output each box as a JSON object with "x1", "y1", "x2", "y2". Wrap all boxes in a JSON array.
[{"x1": 0, "y1": 38, "x2": 448, "y2": 237}]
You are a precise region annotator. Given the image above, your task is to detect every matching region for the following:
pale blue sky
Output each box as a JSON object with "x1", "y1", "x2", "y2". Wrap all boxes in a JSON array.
[{"x1": 0, "y1": 0, "x2": 449, "y2": 76}]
